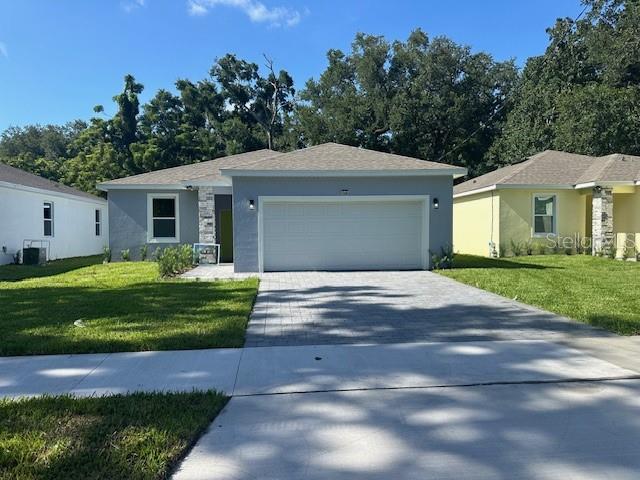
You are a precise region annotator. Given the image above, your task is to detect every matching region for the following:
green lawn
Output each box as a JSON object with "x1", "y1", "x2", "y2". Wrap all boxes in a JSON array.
[
  {"x1": 0, "y1": 257, "x2": 259, "y2": 356},
  {"x1": 439, "y1": 254, "x2": 640, "y2": 335},
  {"x1": 0, "y1": 391, "x2": 227, "y2": 480}
]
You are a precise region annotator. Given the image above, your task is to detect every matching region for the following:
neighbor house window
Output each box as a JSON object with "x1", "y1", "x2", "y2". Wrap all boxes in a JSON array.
[
  {"x1": 95, "y1": 209, "x2": 102, "y2": 236},
  {"x1": 43, "y1": 202, "x2": 54, "y2": 237},
  {"x1": 147, "y1": 194, "x2": 179, "y2": 242},
  {"x1": 533, "y1": 194, "x2": 556, "y2": 235}
]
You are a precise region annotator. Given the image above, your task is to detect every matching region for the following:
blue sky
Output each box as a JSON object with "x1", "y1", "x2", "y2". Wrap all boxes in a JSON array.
[{"x1": 0, "y1": 0, "x2": 583, "y2": 131}]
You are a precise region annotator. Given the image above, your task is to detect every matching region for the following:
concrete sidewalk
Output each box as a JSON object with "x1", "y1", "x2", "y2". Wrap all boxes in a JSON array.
[
  {"x1": 174, "y1": 379, "x2": 640, "y2": 480},
  {"x1": 2, "y1": 339, "x2": 639, "y2": 399}
]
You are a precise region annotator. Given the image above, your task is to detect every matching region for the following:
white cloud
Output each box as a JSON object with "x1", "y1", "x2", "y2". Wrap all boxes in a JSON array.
[
  {"x1": 0, "y1": 42, "x2": 7, "y2": 58},
  {"x1": 187, "y1": 0, "x2": 304, "y2": 27},
  {"x1": 122, "y1": 0, "x2": 145, "y2": 13}
]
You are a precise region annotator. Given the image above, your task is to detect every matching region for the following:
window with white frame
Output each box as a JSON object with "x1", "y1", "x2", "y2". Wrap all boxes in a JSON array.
[
  {"x1": 533, "y1": 194, "x2": 556, "y2": 235},
  {"x1": 95, "y1": 209, "x2": 102, "y2": 236},
  {"x1": 148, "y1": 194, "x2": 179, "y2": 242},
  {"x1": 43, "y1": 202, "x2": 54, "y2": 237}
]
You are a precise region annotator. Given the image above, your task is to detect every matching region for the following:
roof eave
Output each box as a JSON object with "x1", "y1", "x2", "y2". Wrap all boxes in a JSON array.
[
  {"x1": 453, "y1": 183, "x2": 576, "y2": 199},
  {"x1": 1, "y1": 180, "x2": 106, "y2": 203},
  {"x1": 220, "y1": 168, "x2": 467, "y2": 178},
  {"x1": 575, "y1": 180, "x2": 636, "y2": 189},
  {"x1": 97, "y1": 183, "x2": 187, "y2": 191}
]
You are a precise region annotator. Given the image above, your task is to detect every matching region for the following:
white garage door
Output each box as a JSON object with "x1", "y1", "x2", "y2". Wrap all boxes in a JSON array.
[{"x1": 262, "y1": 198, "x2": 426, "y2": 271}]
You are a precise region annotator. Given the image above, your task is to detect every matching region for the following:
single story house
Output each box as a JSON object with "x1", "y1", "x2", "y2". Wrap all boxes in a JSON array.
[
  {"x1": 453, "y1": 150, "x2": 640, "y2": 257},
  {"x1": 0, "y1": 163, "x2": 108, "y2": 265},
  {"x1": 99, "y1": 143, "x2": 466, "y2": 272}
]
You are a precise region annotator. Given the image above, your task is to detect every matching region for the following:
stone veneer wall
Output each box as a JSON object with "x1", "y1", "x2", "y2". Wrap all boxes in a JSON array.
[
  {"x1": 197, "y1": 186, "x2": 217, "y2": 263},
  {"x1": 592, "y1": 187, "x2": 613, "y2": 254}
]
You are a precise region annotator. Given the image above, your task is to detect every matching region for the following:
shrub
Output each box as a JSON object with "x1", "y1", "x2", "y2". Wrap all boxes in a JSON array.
[
  {"x1": 121, "y1": 249, "x2": 131, "y2": 262},
  {"x1": 575, "y1": 233, "x2": 585, "y2": 255},
  {"x1": 140, "y1": 244, "x2": 148, "y2": 262},
  {"x1": 605, "y1": 245, "x2": 616, "y2": 259},
  {"x1": 564, "y1": 247, "x2": 574, "y2": 255},
  {"x1": 534, "y1": 242, "x2": 547, "y2": 255},
  {"x1": 430, "y1": 245, "x2": 454, "y2": 270},
  {"x1": 156, "y1": 244, "x2": 194, "y2": 278},
  {"x1": 498, "y1": 243, "x2": 507, "y2": 258},
  {"x1": 102, "y1": 246, "x2": 112, "y2": 263},
  {"x1": 510, "y1": 239, "x2": 524, "y2": 257},
  {"x1": 524, "y1": 240, "x2": 533, "y2": 256}
]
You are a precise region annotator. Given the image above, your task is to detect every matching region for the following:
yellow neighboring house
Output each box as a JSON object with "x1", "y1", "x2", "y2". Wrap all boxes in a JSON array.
[{"x1": 453, "y1": 150, "x2": 640, "y2": 257}]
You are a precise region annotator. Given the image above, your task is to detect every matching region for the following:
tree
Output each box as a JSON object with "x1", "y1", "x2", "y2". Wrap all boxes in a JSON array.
[
  {"x1": 297, "y1": 29, "x2": 517, "y2": 175},
  {"x1": 489, "y1": 0, "x2": 640, "y2": 165},
  {"x1": 210, "y1": 54, "x2": 295, "y2": 150},
  {"x1": 0, "y1": 122, "x2": 86, "y2": 182}
]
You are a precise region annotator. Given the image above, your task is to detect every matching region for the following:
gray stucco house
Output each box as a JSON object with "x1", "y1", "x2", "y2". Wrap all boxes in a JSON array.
[{"x1": 98, "y1": 143, "x2": 466, "y2": 272}]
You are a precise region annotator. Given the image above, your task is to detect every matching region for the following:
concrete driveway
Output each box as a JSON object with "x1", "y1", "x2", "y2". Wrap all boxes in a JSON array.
[{"x1": 245, "y1": 271, "x2": 608, "y2": 347}]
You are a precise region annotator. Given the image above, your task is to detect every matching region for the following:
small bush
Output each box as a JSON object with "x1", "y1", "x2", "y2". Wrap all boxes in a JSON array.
[
  {"x1": 524, "y1": 240, "x2": 533, "y2": 256},
  {"x1": 156, "y1": 244, "x2": 194, "y2": 278},
  {"x1": 510, "y1": 239, "x2": 524, "y2": 257},
  {"x1": 102, "y1": 246, "x2": 112, "y2": 263},
  {"x1": 140, "y1": 244, "x2": 149, "y2": 262},
  {"x1": 121, "y1": 249, "x2": 131, "y2": 262},
  {"x1": 575, "y1": 233, "x2": 585, "y2": 254},
  {"x1": 430, "y1": 245, "x2": 455, "y2": 270},
  {"x1": 498, "y1": 243, "x2": 507, "y2": 258},
  {"x1": 564, "y1": 247, "x2": 574, "y2": 255},
  {"x1": 534, "y1": 242, "x2": 547, "y2": 255},
  {"x1": 605, "y1": 245, "x2": 616, "y2": 259}
]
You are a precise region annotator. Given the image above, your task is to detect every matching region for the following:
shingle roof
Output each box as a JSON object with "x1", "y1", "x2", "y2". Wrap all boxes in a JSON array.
[
  {"x1": 99, "y1": 149, "x2": 277, "y2": 187},
  {"x1": 100, "y1": 143, "x2": 466, "y2": 189},
  {"x1": 224, "y1": 143, "x2": 466, "y2": 173},
  {"x1": 0, "y1": 163, "x2": 105, "y2": 202},
  {"x1": 454, "y1": 150, "x2": 640, "y2": 196}
]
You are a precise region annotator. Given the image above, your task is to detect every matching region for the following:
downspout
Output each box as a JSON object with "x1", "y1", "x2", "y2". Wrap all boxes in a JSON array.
[{"x1": 489, "y1": 190, "x2": 496, "y2": 257}]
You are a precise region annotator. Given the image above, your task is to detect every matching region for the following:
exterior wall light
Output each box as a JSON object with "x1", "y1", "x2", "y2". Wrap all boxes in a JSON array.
[
  {"x1": 248, "y1": 199, "x2": 255, "y2": 210},
  {"x1": 340, "y1": 189, "x2": 349, "y2": 196},
  {"x1": 433, "y1": 198, "x2": 439, "y2": 209}
]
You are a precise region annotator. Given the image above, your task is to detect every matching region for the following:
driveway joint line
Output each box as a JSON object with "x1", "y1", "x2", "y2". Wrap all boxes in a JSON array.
[
  {"x1": 69, "y1": 352, "x2": 112, "y2": 393},
  {"x1": 231, "y1": 374, "x2": 640, "y2": 398},
  {"x1": 230, "y1": 346, "x2": 246, "y2": 396}
]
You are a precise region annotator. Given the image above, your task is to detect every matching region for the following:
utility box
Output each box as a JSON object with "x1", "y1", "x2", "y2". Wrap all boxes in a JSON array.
[{"x1": 23, "y1": 247, "x2": 47, "y2": 265}]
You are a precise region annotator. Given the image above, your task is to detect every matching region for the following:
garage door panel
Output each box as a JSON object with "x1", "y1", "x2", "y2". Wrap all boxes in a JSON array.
[{"x1": 262, "y1": 199, "x2": 426, "y2": 271}]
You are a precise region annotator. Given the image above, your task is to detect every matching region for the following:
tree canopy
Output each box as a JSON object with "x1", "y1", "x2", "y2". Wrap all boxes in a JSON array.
[{"x1": 2, "y1": 0, "x2": 639, "y2": 193}]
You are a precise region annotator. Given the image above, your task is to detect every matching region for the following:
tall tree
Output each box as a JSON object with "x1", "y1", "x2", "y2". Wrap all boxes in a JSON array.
[
  {"x1": 488, "y1": 0, "x2": 640, "y2": 166},
  {"x1": 210, "y1": 54, "x2": 295, "y2": 150},
  {"x1": 297, "y1": 29, "x2": 517, "y2": 175}
]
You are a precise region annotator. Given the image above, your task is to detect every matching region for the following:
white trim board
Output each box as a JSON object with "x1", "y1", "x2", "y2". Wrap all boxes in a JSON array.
[
  {"x1": 98, "y1": 183, "x2": 187, "y2": 192},
  {"x1": 257, "y1": 195, "x2": 430, "y2": 273},
  {"x1": 146, "y1": 193, "x2": 180, "y2": 244}
]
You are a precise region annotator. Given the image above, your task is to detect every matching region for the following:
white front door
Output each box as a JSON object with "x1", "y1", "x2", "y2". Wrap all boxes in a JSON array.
[{"x1": 261, "y1": 197, "x2": 428, "y2": 271}]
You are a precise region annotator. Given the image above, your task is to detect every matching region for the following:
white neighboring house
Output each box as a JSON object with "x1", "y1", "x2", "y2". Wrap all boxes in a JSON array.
[{"x1": 0, "y1": 163, "x2": 108, "y2": 265}]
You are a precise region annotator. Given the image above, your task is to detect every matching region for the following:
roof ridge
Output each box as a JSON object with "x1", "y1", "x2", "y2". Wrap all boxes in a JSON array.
[
  {"x1": 217, "y1": 148, "x2": 287, "y2": 170},
  {"x1": 587, "y1": 154, "x2": 617, "y2": 182},
  {"x1": 496, "y1": 153, "x2": 540, "y2": 183}
]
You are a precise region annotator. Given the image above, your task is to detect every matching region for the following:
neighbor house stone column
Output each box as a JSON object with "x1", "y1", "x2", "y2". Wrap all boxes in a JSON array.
[
  {"x1": 592, "y1": 187, "x2": 613, "y2": 254},
  {"x1": 198, "y1": 186, "x2": 215, "y2": 244}
]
